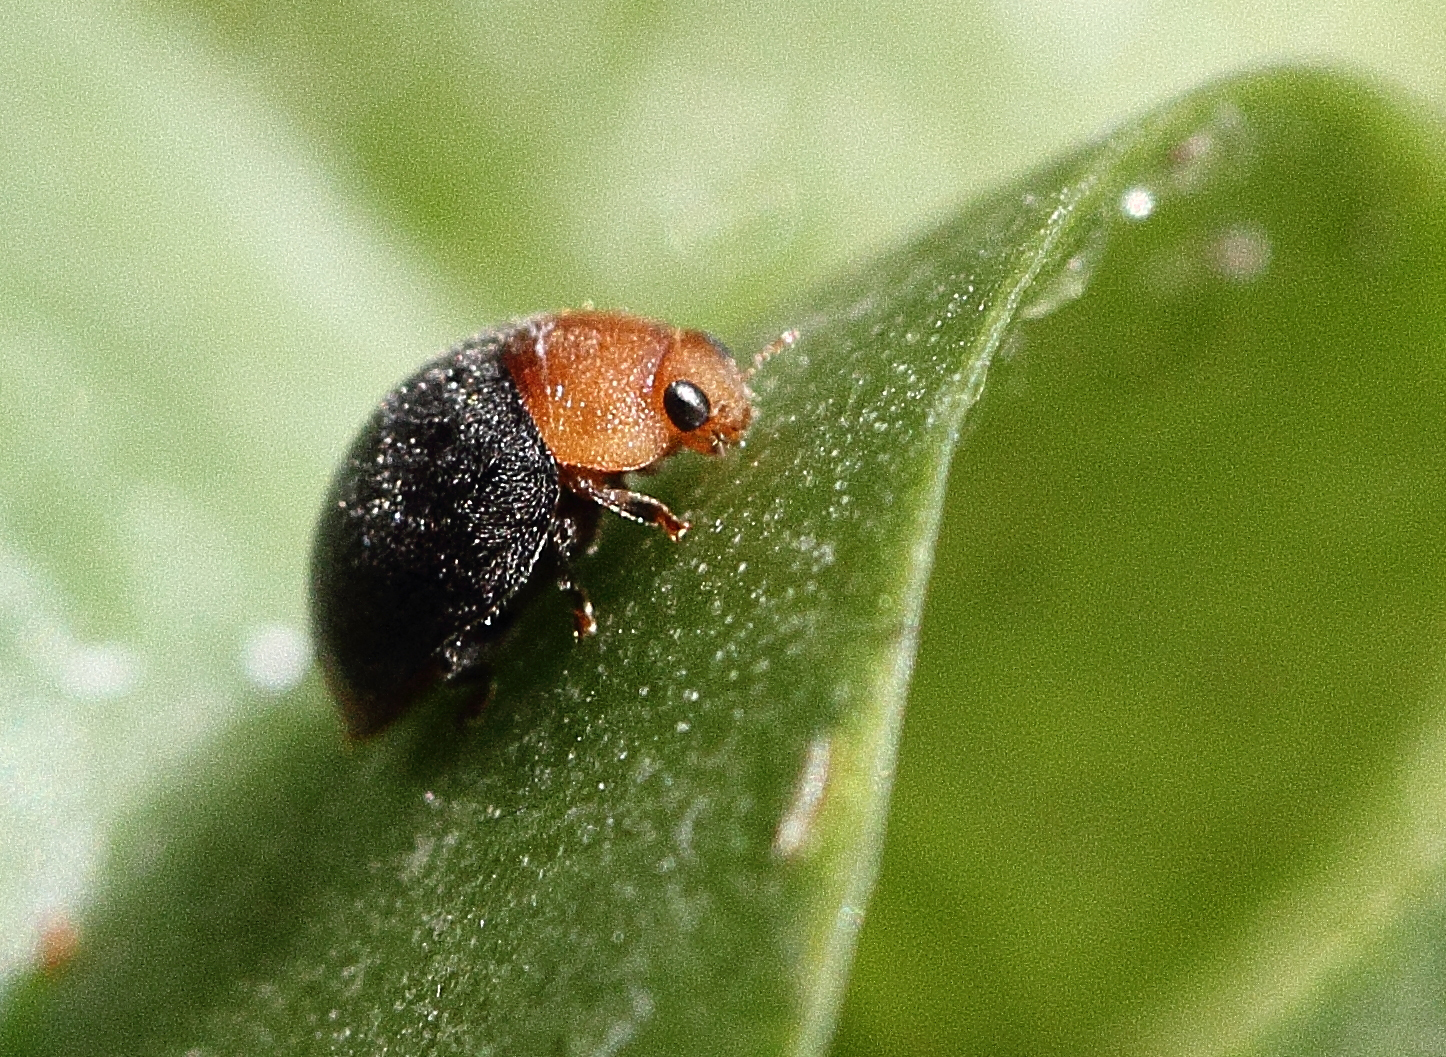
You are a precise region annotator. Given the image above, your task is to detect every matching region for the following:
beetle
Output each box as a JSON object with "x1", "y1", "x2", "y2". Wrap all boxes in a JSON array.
[{"x1": 309, "y1": 310, "x2": 791, "y2": 738}]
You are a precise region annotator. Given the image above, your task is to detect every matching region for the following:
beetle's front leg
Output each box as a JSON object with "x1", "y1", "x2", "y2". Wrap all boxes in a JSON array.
[{"x1": 558, "y1": 467, "x2": 689, "y2": 541}]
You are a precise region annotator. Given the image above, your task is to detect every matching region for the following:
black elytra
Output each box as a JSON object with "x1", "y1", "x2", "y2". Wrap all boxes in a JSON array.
[{"x1": 310, "y1": 332, "x2": 592, "y2": 738}]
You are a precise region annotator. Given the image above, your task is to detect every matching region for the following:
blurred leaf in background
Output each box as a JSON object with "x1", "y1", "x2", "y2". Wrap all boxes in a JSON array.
[
  {"x1": 3, "y1": 0, "x2": 1446, "y2": 1054},
  {"x1": 834, "y1": 76, "x2": 1446, "y2": 1057},
  {"x1": 132, "y1": 0, "x2": 1446, "y2": 326}
]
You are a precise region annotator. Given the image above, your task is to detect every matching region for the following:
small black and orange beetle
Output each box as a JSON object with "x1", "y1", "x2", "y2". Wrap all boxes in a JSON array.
[{"x1": 309, "y1": 310, "x2": 792, "y2": 737}]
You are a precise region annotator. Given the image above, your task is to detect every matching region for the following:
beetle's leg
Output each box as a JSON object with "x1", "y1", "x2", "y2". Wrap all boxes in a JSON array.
[
  {"x1": 557, "y1": 570, "x2": 596, "y2": 638},
  {"x1": 447, "y1": 664, "x2": 495, "y2": 727},
  {"x1": 428, "y1": 639, "x2": 493, "y2": 727},
  {"x1": 559, "y1": 467, "x2": 689, "y2": 541},
  {"x1": 548, "y1": 493, "x2": 599, "y2": 638}
]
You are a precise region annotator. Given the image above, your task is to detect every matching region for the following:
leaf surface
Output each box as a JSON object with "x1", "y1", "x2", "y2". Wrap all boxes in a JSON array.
[{"x1": 3, "y1": 7, "x2": 1446, "y2": 1053}]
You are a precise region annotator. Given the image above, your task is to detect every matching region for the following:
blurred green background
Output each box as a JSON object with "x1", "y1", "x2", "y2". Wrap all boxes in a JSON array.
[
  {"x1": 4, "y1": 0, "x2": 1446, "y2": 1054},
  {"x1": 134, "y1": 0, "x2": 1446, "y2": 329}
]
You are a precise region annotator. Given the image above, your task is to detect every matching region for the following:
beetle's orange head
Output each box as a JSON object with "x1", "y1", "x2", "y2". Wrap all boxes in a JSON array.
[
  {"x1": 654, "y1": 329, "x2": 753, "y2": 457},
  {"x1": 504, "y1": 311, "x2": 754, "y2": 473}
]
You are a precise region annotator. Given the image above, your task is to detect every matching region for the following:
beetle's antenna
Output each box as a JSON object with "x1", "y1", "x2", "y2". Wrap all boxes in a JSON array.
[{"x1": 744, "y1": 328, "x2": 798, "y2": 382}]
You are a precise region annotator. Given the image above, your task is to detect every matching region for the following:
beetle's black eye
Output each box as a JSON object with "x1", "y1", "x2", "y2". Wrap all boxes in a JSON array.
[{"x1": 663, "y1": 380, "x2": 711, "y2": 432}]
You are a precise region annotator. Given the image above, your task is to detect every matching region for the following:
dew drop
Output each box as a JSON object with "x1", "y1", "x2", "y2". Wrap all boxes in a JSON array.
[{"x1": 1120, "y1": 185, "x2": 1156, "y2": 220}]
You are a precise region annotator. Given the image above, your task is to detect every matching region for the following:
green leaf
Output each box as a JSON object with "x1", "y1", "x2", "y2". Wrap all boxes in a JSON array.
[
  {"x1": 3, "y1": 0, "x2": 1086, "y2": 1047},
  {"x1": 835, "y1": 76, "x2": 1446, "y2": 1057},
  {"x1": 0, "y1": 4, "x2": 1081, "y2": 1053},
  {"x1": 3, "y1": 5, "x2": 1446, "y2": 1055}
]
